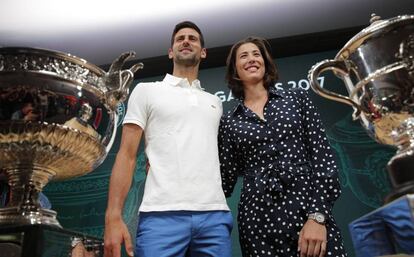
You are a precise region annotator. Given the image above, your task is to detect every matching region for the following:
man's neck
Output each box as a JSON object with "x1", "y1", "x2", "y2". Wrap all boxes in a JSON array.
[{"x1": 172, "y1": 65, "x2": 199, "y2": 84}]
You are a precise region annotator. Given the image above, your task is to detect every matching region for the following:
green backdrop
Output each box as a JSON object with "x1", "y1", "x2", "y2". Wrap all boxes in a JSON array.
[{"x1": 44, "y1": 50, "x2": 395, "y2": 256}]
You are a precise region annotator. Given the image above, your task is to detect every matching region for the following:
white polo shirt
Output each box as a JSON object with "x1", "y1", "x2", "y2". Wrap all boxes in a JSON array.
[{"x1": 123, "y1": 74, "x2": 229, "y2": 212}]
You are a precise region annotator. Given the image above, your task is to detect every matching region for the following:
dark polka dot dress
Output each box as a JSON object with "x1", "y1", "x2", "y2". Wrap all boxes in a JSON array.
[{"x1": 218, "y1": 87, "x2": 347, "y2": 257}]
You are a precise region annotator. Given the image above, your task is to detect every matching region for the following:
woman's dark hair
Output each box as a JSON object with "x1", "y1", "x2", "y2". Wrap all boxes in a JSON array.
[
  {"x1": 225, "y1": 36, "x2": 278, "y2": 99},
  {"x1": 171, "y1": 21, "x2": 205, "y2": 48}
]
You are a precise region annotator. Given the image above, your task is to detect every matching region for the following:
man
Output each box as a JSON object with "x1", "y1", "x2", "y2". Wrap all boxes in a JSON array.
[
  {"x1": 11, "y1": 101, "x2": 39, "y2": 121},
  {"x1": 104, "y1": 21, "x2": 232, "y2": 257}
]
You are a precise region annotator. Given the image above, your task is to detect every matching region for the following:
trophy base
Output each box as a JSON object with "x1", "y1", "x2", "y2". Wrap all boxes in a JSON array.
[
  {"x1": 385, "y1": 182, "x2": 414, "y2": 203},
  {"x1": 386, "y1": 151, "x2": 414, "y2": 203},
  {"x1": 0, "y1": 208, "x2": 61, "y2": 228},
  {"x1": 0, "y1": 224, "x2": 103, "y2": 257}
]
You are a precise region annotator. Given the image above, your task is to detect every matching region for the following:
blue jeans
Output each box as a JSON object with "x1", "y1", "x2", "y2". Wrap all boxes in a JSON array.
[{"x1": 135, "y1": 210, "x2": 233, "y2": 257}]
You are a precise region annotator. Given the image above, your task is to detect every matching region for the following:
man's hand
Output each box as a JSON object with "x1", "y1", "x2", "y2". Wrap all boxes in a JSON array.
[
  {"x1": 298, "y1": 219, "x2": 327, "y2": 257},
  {"x1": 104, "y1": 124, "x2": 142, "y2": 257},
  {"x1": 104, "y1": 217, "x2": 134, "y2": 257}
]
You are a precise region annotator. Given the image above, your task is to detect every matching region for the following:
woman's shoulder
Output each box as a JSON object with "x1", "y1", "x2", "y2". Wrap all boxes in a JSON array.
[
  {"x1": 221, "y1": 101, "x2": 243, "y2": 120},
  {"x1": 221, "y1": 109, "x2": 234, "y2": 122},
  {"x1": 220, "y1": 107, "x2": 241, "y2": 129},
  {"x1": 281, "y1": 87, "x2": 308, "y2": 96},
  {"x1": 277, "y1": 87, "x2": 310, "y2": 103}
]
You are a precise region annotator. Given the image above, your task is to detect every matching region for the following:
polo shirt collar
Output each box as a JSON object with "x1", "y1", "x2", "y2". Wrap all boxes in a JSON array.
[{"x1": 163, "y1": 73, "x2": 203, "y2": 90}]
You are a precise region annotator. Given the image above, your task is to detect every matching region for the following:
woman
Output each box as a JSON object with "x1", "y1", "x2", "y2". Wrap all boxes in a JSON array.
[{"x1": 218, "y1": 37, "x2": 347, "y2": 257}]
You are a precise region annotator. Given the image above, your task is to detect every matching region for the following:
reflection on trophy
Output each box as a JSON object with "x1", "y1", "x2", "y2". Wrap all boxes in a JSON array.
[
  {"x1": 0, "y1": 47, "x2": 143, "y2": 254},
  {"x1": 308, "y1": 14, "x2": 414, "y2": 202},
  {"x1": 70, "y1": 236, "x2": 103, "y2": 257},
  {"x1": 64, "y1": 103, "x2": 100, "y2": 139}
]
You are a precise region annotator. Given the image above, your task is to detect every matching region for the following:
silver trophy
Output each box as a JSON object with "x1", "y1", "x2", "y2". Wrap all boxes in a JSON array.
[
  {"x1": 0, "y1": 47, "x2": 143, "y2": 226},
  {"x1": 308, "y1": 14, "x2": 414, "y2": 202}
]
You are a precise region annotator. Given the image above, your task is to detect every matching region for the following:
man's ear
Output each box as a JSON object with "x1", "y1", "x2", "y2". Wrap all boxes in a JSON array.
[
  {"x1": 168, "y1": 48, "x2": 173, "y2": 59},
  {"x1": 201, "y1": 48, "x2": 207, "y2": 59}
]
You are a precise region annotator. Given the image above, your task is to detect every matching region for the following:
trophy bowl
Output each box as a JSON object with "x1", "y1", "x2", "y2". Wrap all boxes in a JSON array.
[
  {"x1": 308, "y1": 14, "x2": 414, "y2": 202},
  {"x1": 0, "y1": 47, "x2": 143, "y2": 226}
]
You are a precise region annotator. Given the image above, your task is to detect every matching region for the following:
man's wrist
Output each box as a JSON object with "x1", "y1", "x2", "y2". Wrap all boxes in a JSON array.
[{"x1": 105, "y1": 210, "x2": 123, "y2": 223}]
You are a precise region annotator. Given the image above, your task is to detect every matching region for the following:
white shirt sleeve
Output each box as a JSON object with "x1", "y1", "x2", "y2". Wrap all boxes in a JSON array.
[{"x1": 122, "y1": 83, "x2": 149, "y2": 130}]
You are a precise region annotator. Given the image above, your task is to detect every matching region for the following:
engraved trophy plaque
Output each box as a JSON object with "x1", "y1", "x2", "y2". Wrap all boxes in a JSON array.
[
  {"x1": 308, "y1": 14, "x2": 414, "y2": 202},
  {"x1": 0, "y1": 47, "x2": 143, "y2": 255}
]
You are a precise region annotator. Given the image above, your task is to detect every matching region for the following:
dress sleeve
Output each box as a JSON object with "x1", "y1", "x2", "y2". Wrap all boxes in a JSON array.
[
  {"x1": 218, "y1": 115, "x2": 243, "y2": 198},
  {"x1": 298, "y1": 89, "x2": 342, "y2": 217}
]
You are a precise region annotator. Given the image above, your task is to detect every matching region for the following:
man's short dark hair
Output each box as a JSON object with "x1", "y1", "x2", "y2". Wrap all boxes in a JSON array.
[{"x1": 171, "y1": 21, "x2": 205, "y2": 47}]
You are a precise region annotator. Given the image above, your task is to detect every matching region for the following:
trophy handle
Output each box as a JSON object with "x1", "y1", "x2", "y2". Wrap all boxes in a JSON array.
[
  {"x1": 118, "y1": 62, "x2": 144, "y2": 99},
  {"x1": 308, "y1": 59, "x2": 362, "y2": 119},
  {"x1": 104, "y1": 52, "x2": 144, "y2": 110}
]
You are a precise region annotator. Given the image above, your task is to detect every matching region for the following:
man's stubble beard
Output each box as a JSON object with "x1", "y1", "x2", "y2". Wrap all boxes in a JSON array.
[{"x1": 175, "y1": 53, "x2": 200, "y2": 67}]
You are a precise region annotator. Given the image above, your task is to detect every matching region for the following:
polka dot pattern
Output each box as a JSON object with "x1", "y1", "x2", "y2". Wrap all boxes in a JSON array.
[{"x1": 218, "y1": 87, "x2": 347, "y2": 257}]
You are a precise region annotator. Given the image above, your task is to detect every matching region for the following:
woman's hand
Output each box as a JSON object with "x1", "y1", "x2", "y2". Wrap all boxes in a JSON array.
[{"x1": 298, "y1": 219, "x2": 327, "y2": 257}]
